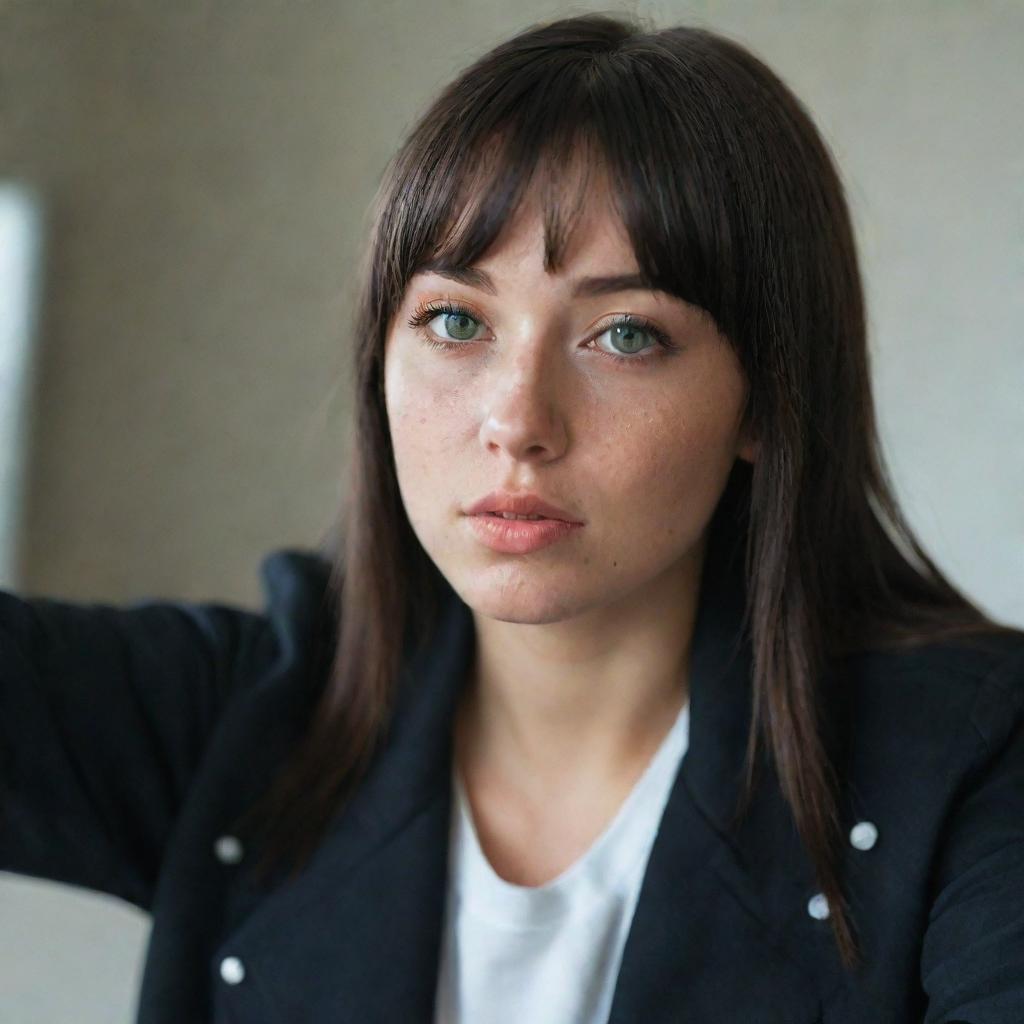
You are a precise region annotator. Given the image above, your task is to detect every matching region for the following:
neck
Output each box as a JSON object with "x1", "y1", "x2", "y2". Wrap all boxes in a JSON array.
[{"x1": 455, "y1": 540, "x2": 704, "y2": 805}]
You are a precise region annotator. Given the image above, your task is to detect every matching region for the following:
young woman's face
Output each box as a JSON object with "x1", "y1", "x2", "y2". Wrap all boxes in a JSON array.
[{"x1": 383, "y1": 183, "x2": 755, "y2": 625}]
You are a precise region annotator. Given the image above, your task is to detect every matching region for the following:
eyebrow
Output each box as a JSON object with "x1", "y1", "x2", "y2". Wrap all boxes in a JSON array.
[{"x1": 414, "y1": 261, "x2": 670, "y2": 299}]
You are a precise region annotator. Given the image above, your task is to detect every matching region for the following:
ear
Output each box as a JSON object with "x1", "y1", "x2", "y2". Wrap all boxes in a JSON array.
[
  {"x1": 735, "y1": 396, "x2": 756, "y2": 464},
  {"x1": 737, "y1": 430, "x2": 757, "y2": 464}
]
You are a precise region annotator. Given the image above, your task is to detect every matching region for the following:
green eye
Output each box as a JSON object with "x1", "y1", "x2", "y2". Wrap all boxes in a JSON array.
[
  {"x1": 406, "y1": 302, "x2": 482, "y2": 342},
  {"x1": 438, "y1": 311, "x2": 479, "y2": 341},
  {"x1": 603, "y1": 322, "x2": 653, "y2": 355}
]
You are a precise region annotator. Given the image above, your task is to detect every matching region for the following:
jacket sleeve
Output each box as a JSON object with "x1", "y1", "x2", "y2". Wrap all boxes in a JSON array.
[
  {"x1": 0, "y1": 548, "x2": 331, "y2": 911},
  {"x1": 920, "y1": 640, "x2": 1024, "y2": 1023}
]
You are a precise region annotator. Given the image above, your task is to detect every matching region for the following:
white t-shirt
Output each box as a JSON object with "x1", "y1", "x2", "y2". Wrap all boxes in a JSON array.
[{"x1": 434, "y1": 697, "x2": 691, "y2": 1024}]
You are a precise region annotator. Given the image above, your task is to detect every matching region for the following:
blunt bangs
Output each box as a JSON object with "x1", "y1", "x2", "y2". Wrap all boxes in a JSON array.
[{"x1": 378, "y1": 40, "x2": 756, "y2": 348}]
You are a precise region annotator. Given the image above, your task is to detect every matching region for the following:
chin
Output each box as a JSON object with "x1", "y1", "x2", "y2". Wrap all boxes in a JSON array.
[{"x1": 453, "y1": 573, "x2": 585, "y2": 625}]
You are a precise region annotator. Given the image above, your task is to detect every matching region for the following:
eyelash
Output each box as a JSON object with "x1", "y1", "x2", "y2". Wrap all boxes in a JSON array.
[{"x1": 405, "y1": 300, "x2": 675, "y2": 366}]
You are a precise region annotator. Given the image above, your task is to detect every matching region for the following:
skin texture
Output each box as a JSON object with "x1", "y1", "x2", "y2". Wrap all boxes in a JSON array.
[{"x1": 383, "y1": 177, "x2": 755, "y2": 885}]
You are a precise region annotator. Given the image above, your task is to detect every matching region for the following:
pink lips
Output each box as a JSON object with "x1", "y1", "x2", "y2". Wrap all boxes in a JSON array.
[
  {"x1": 465, "y1": 513, "x2": 582, "y2": 554},
  {"x1": 462, "y1": 489, "x2": 584, "y2": 554}
]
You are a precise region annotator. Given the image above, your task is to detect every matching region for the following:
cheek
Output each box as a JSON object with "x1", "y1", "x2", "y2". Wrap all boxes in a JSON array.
[
  {"x1": 590, "y1": 371, "x2": 744, "y2": 529},
  {"x1": 390, "y1": 393, "x2": 462, "y2": 453},
  {"x1": 384, "y1": 355, "x2": 466, "y2": 513}
]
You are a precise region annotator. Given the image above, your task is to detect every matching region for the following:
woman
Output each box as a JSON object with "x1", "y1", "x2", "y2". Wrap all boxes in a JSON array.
[{"x1": 2, "y1": 13, "x2": 1022, "y2": 1023}]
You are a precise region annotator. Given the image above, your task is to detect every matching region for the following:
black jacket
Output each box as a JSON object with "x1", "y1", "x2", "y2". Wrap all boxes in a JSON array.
[{"x1": 2, "y1": 541, "x2": 1023, "y2": 1023}]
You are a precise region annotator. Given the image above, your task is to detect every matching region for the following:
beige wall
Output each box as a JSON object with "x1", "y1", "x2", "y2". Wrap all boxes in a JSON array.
[{"x1": 1, "y1": 2, "x2": 1022, "y2": 1020}]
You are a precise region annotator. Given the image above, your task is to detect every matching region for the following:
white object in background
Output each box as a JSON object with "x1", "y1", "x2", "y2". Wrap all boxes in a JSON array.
[{"x1": 0, "y1": 182, "x2": 44, "y2": 589}]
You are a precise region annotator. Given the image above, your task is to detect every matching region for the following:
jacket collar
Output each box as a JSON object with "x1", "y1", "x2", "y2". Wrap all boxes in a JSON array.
[{"x1": 217, "y1": 484, "x2": 838, "y2": 1021}]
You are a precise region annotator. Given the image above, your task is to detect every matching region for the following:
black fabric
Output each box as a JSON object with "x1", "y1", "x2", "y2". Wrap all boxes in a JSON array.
[{"x1": 1, "y1": 542, "x2": 1023, "y2": 1023}]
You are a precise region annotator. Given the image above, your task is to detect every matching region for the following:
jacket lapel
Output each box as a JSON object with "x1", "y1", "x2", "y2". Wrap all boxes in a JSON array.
[
  {"x1": 216, "y1": 507, "x2": 836, "y2": 1022},
  {"x1": 605, "y1": 521, "x2": 829, "y2": 1021}
]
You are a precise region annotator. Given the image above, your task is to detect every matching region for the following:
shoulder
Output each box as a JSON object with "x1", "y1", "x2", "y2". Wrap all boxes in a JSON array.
[
  {"x1": 227, "y1": 546, "x2": 338, "y2": 702},
  {"x1": 837, "y1": 629, "x2": 1024, "y2": 736},
  {"x1": 833, "y1": 629, "x2": 1024, "y2": 808},
  {"x1": 256, "y1": 547, "x2": 336, "y2": 623}
]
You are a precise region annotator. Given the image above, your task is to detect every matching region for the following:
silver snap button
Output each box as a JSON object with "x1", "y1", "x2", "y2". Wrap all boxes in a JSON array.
[
  {"x1": 214, "y1": 835, "x2": 245, "y2": 864},
  {"x1": 849, "y1": 821, "x2": 878, "y2": 851},
  {"x1": 807, "y1": 893, "x2": 830, "y2": 920},
  {"x1": 219, "y1": 955, "x2": 246, "y2": 985}
]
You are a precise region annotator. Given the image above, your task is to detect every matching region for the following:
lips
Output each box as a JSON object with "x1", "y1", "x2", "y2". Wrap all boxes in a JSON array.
[
  {"x1": 466, "y1": 512, "x2": 581, "y2": 554},
  {"x1": 464, "y1": 490, "x2": 582, "y2": 524}
]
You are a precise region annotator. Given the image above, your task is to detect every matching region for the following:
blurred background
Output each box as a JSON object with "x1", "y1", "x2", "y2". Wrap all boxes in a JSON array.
[{"x1": 0, "y1": 1, "x2": 1022, "y2": 1020}]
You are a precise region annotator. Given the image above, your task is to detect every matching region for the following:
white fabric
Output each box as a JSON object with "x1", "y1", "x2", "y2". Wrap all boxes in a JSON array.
[{"x1": 434, "y1": 696, "x2": 690, "y2": 1024}]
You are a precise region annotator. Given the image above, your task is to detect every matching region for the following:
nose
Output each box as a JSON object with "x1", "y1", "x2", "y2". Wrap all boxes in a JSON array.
[{"x1": 477, "y1": 343, "x2": 569, "y2": 464}]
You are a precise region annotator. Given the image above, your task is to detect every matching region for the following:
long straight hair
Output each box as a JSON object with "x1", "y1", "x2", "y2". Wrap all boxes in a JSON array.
[{"x1": 234, "y1": 13, "x2": 1019, "y2": 971}]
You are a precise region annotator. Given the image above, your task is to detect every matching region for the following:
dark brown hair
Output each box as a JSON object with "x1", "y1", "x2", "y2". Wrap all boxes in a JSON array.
[{"x1": 234, "y1": 12, "x2": 1019, "y2": 971}]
